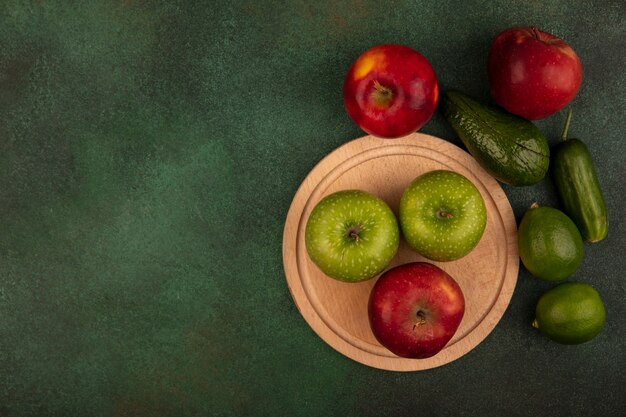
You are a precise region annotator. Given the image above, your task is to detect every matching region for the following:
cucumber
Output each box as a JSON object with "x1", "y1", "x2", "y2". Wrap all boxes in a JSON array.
[
  {"x1": 441, "y1": 90, "x2": 550, "y2": 186},
  {"x1": 552, "y1": 110, "x2": 608, "y2": 242}
]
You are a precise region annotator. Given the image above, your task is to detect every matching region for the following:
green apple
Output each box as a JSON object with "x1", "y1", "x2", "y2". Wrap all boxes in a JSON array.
[
  {"x1": 399, "y1": 170, "x2": 487, "y2": 261},
  {"x1": 305, "y1": 190, "x2": 400, "y2": 282}
]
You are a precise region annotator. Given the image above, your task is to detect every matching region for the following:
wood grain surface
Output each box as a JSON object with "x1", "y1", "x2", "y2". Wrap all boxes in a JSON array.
[{"x1": 283, "y1": 133, "x2": 519, "y2": 371}]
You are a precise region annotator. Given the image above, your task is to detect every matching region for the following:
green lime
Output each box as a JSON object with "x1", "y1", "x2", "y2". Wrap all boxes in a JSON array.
[
  {"x1": 518, "y1": 203, "x2": 583, "y2": 281},
  {"x1": 533, "y1": 282, "x2": 606, "y2": 344}
]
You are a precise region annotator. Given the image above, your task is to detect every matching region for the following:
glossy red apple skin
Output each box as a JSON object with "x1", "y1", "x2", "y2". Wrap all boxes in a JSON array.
[
  {"x1": 488, "y1": 27, "x2": 583, "y2": 120},
  {"x1": 343, "y1": 44, "x2": 439, "y2": 138},
  {"x1": 368, "y1": 262, "x2": 465, "y2": 359}
]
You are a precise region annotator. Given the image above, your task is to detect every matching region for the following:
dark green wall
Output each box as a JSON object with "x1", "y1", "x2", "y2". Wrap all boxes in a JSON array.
[{"x1": 1, "y1": 1, "x2": 624, "y2": 416}]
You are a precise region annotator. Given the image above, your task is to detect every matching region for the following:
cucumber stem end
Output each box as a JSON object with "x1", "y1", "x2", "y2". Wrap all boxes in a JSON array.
[{"x1": 561, "y1": 108, "x2": 573, "y2": 141}]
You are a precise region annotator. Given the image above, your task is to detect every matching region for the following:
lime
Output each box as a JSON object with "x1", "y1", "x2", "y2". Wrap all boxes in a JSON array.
[
  {"x1": 518, "y1": 203, "x2": 583, "y2": 281},
  {"x1": 533, "y1": 282, "x2": 606, "y2": 344}
]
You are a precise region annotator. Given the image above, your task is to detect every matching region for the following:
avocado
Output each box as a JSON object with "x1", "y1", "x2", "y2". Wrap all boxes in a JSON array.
[{"x1": 441, "y1": 91, "x2": 550, "y2": 186}]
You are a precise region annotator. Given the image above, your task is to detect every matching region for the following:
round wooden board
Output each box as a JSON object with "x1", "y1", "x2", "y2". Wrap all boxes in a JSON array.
[{"x1": 282, "y1": 133, "x2": 519, "y2": 371}]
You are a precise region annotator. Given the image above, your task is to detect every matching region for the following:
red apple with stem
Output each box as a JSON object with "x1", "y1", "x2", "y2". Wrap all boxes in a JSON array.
[
  {"x1": 488, "y1": 27, "x2": 583, "y2": 120},
  {"x1": 368, "y1": 262, "x2": 465, "y2": 359},
  {"x1": 343, "y1": 44, "x2": 439, "y2": 138}
]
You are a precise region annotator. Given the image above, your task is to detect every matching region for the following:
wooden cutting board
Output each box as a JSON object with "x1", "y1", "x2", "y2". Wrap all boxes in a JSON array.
[{"x1": 282, "y1": 133, "x2": 519, "y2": 371}]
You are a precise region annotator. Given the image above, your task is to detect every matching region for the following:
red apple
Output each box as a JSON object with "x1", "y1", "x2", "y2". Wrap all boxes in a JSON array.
[
  {"x1": 368, "y1": 262, "x2": 465, "y2": 358},
  {"x1": 488, "y1": 27, "x2": 583, "y2": 120},
  {"x1": 343, "y1": 44, "x2": 439, "y2": 138}
]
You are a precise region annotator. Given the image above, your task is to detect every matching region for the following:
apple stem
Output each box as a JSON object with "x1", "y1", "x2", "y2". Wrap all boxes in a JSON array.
[
  {"x1": 413, "y1": 310, "x2": 427, "y2": 330},
  {"x1": 371, "y1": 80, "x2": 393, "y2": 107},
  {"x1": 561, "y1": 108, "x2": 572, "y2": 141},
  {"x1": 437, "y1": 209, "x2": 454, "y2": 219},
  {"x1": 347, "y1": 224, "x2": 363, "y2": 241},
  {"x1": 530, "y1": 202, "x2": 539, "y2": 209}
]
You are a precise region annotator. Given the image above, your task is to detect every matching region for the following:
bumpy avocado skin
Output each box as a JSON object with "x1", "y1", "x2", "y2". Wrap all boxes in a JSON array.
[{"x1": 441, "y1": 91, "x2": 550, "y2": 186}]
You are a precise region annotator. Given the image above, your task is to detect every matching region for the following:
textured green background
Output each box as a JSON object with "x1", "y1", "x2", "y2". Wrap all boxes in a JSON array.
[{"x1": 1, "y1": 1, "x2": 624, "y2": 416}]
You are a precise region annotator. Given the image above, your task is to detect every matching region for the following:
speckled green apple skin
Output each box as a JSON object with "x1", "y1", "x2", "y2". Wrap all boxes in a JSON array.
[
  {"x1": 305, "y1": 190, "x2": 400, "y2": 282},
  {"x1": 399, "y1": 170, "x2": 487, "y2": 261}
]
